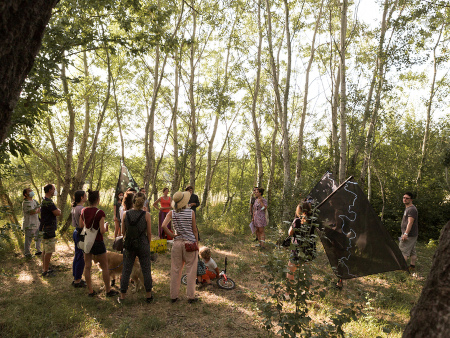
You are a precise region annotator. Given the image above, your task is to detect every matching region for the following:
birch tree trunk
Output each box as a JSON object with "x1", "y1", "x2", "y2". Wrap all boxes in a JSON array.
[
  {"x1": 415, "y1": 22, "x2": 444, "y2": 192},
  {"x1": 171, "y1": 51, "x2": 181, "y2": 195},
  {"x1": 250, "y1": 0, "x2": 264, "y2": 187},
  {"x1": 295, "y1": 0, "x2": 324, "y2": 188},
  {"x1": 189, "y1": 1, "x2": 198, "y2": 189},
  {"x1": 338, "y1": 0, "x2": 348, "y2": 184}
]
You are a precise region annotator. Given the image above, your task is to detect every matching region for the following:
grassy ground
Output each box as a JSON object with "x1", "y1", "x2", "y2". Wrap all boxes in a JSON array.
[{"x1": 0, "y1": 219, "x2": 435, "y2": 337}]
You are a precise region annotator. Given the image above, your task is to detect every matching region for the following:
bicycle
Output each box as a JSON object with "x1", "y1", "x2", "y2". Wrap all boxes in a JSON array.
[{"x1": 181, "y1": 256, "x2": 236, "y2": 290}]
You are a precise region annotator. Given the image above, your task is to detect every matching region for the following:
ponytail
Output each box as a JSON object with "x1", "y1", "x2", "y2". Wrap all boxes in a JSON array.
[{"x1": 72, "y1": 190, "x2": 86, "y2": 207}]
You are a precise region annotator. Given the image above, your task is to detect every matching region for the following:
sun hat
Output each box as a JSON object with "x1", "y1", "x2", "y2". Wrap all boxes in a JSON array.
[{"x1": 171, "y1": 191, "x2": 190, "y2": 210}]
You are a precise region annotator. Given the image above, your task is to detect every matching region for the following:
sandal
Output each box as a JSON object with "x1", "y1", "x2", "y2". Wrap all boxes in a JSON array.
[
  {"x1": 188, "y1": 298, "x2": 199, "y2": 304},
  {"x1": 88, "y1": 290, "x2": 98, "y2": 297},
  {"x1": 106, "y1": 289, "x2": 119, "y2": 297},
  {"x1": 146, "y1": 295, "x2": 154, "y2": 303}
]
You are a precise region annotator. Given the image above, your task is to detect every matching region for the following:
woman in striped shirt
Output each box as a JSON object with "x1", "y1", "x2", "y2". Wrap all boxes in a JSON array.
[{"x1": 162, "y1": 191, "x2": 199, "y2": 303}]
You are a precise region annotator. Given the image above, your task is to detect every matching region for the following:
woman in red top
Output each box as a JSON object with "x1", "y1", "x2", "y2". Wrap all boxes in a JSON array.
[
  {"x1": 153, "y1": 187, "x2": 172, "y2": 239},
  {"x1": 80, "y1": 190, "x2": 119, "y2": 297}
]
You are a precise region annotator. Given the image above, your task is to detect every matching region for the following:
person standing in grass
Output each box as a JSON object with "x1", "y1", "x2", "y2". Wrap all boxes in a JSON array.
[
  {"x1": 399, "y1": 192, "x2": 419, "y2": 273},
  {"x1": 39, "y1": 184, "x2": 61, "y2": 277},
  {"x1": 80, "y1": 190, "x2": 118, "y2": 297},
  {"x1": 118, "y1": 192, "x2": 153, "y2": 304},
  {"x1": 71, "y1": 190, "x2": 87, "y2": 288},
  {"x1": 286, "y1": 201, "x2": 316, "y2": 282},
  {"x1": 252, "y1": 187, "x2": 268, "y2": 248},
  {"x1": 22, "y1": 188, "x2": 41, "y2": 258},
  {"x1": 113, "y1": 191, "x2": 124, "y2": 239},
  {"x1": 153, "y1": 187, "x2": 172, "y2": 239},
  {"x1": 161, "y1": 191, "x2": 199, "y2": 303}
]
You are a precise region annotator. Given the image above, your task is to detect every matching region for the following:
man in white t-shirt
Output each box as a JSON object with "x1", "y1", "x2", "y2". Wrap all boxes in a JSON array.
[{"x1": 22, "y1": 188, "x2": 41, "y2": 257}]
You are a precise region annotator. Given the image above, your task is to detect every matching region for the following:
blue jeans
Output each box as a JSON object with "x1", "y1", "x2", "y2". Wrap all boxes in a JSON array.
[{"x1": 73, "y1": 229, "x2": 85, "y2": 280}]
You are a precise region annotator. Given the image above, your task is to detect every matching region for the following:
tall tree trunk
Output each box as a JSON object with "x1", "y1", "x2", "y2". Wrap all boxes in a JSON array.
[
  {"x1": 266, "y1": 103, "x2": 279, "y2": 221},
  {"x1": 338, "y1": 0, "x2": 348, "y2": 184},
  {"x1": 402, "y1": 221, "x2": 450, "y2": 337},
  {"x1": 356, "y1": 0, "x2": 399, "y2": 179},
  {"x1": 20, "y1": 155, "x2": 42, "y2": 203},
  {"x1": 331, "y1": 63, "x2": 340, "y2": 178},
  {"x1": 415, "y1": 22, "x2": 444, "y2": 192},
  {"x1": 0, "y1": 0, "x2": 59, "y2": 145},
  {"x1": 266, "y1": 0, "x2": 291, "y2": 219},
  {"x1": 189, "y1": 1, "x2": 197, "y2": 189},
  {"x1": 112, "y1": 73, "x2": 125, "y2": 162},
  {"x1": 171, "y1": 51, "x2": 181, "y2": 195},
  {"x1": 78, "y1": 47, "x2": 111, "y2": 187},
  {"x1": 250, "y1": 0, "x2": 264, "y2": 187},
  {"x1": 295, "y1": 0, "x2": 324, "y2": 188},
  {"x1": 71, "y1": 50, "x2": 91, "y2": 196}
]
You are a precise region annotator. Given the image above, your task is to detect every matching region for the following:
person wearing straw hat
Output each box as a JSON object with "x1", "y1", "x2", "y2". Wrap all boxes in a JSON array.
[{"x1": 161, "y1": 191, "x2": 199, "y2": 303}]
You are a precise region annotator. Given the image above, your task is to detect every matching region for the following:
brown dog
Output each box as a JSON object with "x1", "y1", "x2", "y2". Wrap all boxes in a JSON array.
[{"x1": 93, "y1": 251, "x2": 144, "y2": 292}]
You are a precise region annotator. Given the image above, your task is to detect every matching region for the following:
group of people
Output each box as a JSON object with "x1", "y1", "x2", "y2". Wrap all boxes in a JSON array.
[
  {"x1": 21, "y1": 181, "x2": 419, "y2": 301},
  {"x1": 22, "y1": 183, "x2": 207, "y2": 304},
  {"x1": 280, "y1": 191, "x2": 419, "y2": 289}
]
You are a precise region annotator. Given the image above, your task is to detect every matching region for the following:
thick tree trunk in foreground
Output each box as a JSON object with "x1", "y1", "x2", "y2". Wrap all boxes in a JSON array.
[
  {"x1": 403, "y1": 221, "x2": 450, "y2": 337},
  {"x1": 0, "y1": 0, "x2": 59, "y2": 145}
]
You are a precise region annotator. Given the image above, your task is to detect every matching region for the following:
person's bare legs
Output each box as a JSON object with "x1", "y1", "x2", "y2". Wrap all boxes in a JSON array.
[
  {"x1": 84, "y1": 253, "x2": 94, "y2": 294},
  {"x1": 96, "y1": 253, "x2": 111, "y2": 293},
  {"x1": 411, "y1": 255, "x2": 417, "y2": 265},
  {"x1": 43, "y1": 252, "x2": 52, "y2": 272}
]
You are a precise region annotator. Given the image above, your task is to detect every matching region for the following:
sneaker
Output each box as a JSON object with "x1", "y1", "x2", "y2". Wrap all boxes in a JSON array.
[
  {"x1": 106, "y1": 289, "x2": 119, "y2": 297},
  {"x1": 146, "y1": 295, "x2": 154, "y2": 303},
  {"x1": 35, "y1": 251, "x2": 42, "y2": 256},
  {"x1": 171, "y1": 298, "x2": 178, "y2": 303}
]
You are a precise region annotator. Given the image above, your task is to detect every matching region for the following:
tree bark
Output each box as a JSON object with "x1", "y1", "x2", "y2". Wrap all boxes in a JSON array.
[
  {"x1": 189, "y1": 0, "x2": 198, "y2": 189},
  {"x1": 0, "y1": 0, "x2": 59, "y2": 145},
  {"x1": 403, "y1": 221, "x2": 450, "y2": 337},
  {"x1": 338, "y1": 0, "x2": 348, "y2": 184},
  {"x1": 295, "y1": 0, "x2": 324, "y2": 188},
  {"x1": 171, "y1": 50, "x2": 181, "y2": 195},
  {"x1": 415, "y1": 22, "x2": 444, "y2": 192},
  {"x1": 250, "y1": 0, "x2": 264, "y2": 187}
]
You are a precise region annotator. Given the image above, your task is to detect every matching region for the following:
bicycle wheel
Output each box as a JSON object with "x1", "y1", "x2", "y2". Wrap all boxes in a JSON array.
[
  {"x1": 181, "y1": 274, "x2": 188, "y2": 285},
  {"x1": 216, "y1": 277, "x2": 235, "y2": 290}
]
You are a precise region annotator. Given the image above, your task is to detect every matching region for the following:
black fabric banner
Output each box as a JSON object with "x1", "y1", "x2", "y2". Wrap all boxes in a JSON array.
[
  {"x1": 308, "y1": 171, "x2": 338, "y2": 204},
  {"x1": 314, "y1": 177, "x2": 408, "y2": 279},
  {"x1": 114, "y1": 162, "x2": 139, "y2": 204}
]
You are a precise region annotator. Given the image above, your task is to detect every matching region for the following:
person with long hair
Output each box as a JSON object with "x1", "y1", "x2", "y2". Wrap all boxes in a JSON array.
[
  {"x1": 252, "y1": 187, "x2": 268, "y2": 248},
  {"x1": 79, "y1": 190, "x2": 118, "y2": 297},
  {"x1": 118, "y1": 192, "x2": 153, "y2": 304},
  {"x1": 113, "y1": 191, "x2": 124, "y2": 238},
  {"x1": 120, "y1": 189, "x2": 135, "y2": 221},
  {"x1": 287, "y1": 201, "x2": 316, "y2": 282},
  {"x1": 153, "y1": 187, "x2": 172, "y2": 239},
  {"x1": 71, "y1": 190, "x2": 87, "y2": 288},
  {"x1": 161, "y1": 191, "x2": 199, "y2": 303}
]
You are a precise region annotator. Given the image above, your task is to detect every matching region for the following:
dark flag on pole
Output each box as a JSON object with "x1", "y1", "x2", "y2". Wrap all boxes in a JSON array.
[
  {"x1": 313, "y1": 176, "x2": 408, "y2": 279},
  {"x1": 114, "y1": 161, "x2": 139, "y2": 204},
  {"x1": 308, "y1": 171, "x2": 338, "y2": 203}
]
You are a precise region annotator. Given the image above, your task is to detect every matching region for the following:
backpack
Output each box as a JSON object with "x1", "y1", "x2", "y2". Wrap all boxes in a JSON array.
[{"x1": 123, "y1": 211, "x2": 146, "y2": 251}]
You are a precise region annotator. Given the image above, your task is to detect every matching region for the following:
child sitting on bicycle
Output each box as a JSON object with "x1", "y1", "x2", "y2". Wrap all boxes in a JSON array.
[{"x1": 198, "y1": 247, "x2": 220, "y2": 285}]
